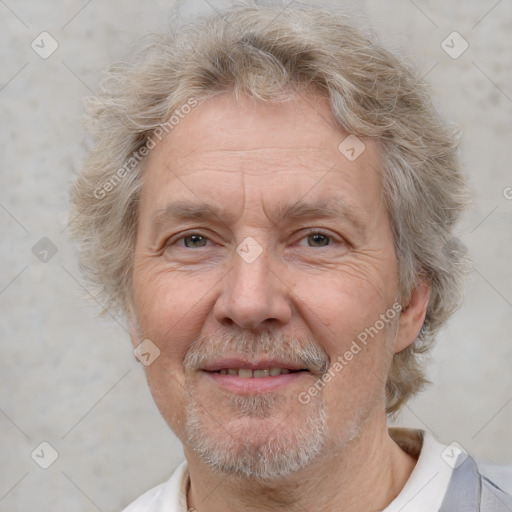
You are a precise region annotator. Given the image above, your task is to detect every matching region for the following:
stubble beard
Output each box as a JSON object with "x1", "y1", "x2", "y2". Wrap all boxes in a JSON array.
[
  {"x1": 181, "y1": 330, "x2": 331, "y2": 481},
  {"x1": 184, "y1": 387, "x2": 329, "y2": 481}
]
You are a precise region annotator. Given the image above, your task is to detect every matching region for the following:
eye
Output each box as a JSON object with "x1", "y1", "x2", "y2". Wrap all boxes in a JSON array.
[
  {"x1": 175, "y1": 233, "x2": 210, "y2": 248},
  {"x1": 168, "y1": 230, "x2": 339, "y2": 250},
  {"x1": 298, "y1": 231, "x2": 335, "y2": 248}
]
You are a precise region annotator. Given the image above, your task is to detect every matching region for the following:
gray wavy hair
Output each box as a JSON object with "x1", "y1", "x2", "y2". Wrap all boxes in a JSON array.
[{"x1": 69, "y1": 1, "x2": 471, "y2": 414}]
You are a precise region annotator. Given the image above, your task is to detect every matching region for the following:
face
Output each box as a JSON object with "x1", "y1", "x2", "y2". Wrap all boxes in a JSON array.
[{"x1": 129, "y1": 91, "x2": 415, "y2": 480}]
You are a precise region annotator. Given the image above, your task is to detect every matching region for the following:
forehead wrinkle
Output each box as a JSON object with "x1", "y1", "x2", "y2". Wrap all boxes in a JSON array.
[
  {"x1": 149, "y1": 193, "x2": 368, "y2": 236},
  {"x1": 172, "y1": 145, "x2": 338, "y2": 176},
  {"x1": 147, "y1": 159, "x2": 371, "y2": 236}
]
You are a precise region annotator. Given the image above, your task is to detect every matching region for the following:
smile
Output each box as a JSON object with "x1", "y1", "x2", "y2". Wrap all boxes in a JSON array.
[{"x1": 210, "y1": 368, "x2": 306, "y2": 378}]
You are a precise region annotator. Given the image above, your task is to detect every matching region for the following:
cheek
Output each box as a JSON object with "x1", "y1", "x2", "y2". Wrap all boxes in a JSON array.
[
  {"x1": 132, "y1": 267, "x2": 215, "y2": 360},
  {"x1": 142, "y1": 362, "x2": 189, "y2": 438},
  {"x1": 289, "y1": 261, "x2": 398, "y2": 409},
  {"x1": 312, "y1": 322, "x2": 396, "y2": 434},
  {"x1": 289, "y1": 261, "x2": 395, "y2": 346}
]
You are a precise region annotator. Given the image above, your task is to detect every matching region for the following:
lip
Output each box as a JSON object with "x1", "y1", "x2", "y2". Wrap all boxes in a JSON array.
[
  {"x1": 201, "y1": 357, "x2": 307, "y2": 372},
  {"x1": 203, "y1": 369, "x2": 309, "y2": 394}
]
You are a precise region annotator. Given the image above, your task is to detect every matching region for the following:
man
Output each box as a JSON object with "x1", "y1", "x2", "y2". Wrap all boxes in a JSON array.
[{"x1": 70, "y1": 1, "x2": 511, "y2": 510}]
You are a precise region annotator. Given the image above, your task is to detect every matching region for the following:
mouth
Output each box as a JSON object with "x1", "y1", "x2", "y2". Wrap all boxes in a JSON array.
[
  {"x1": 206, "y1": 367, "x2": 308, "y2": 378},
  {"x1": 200, "y1": 358, "x2": 311, "y2": 393}
]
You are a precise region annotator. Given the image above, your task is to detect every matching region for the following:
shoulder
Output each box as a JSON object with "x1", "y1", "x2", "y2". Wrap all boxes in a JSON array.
[{"x1": 478, "y1": 462, "x2": 512, "y2": 494}]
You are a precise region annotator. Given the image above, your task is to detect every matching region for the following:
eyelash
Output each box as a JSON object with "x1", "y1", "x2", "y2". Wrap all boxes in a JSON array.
[{"x1": 169, "y1": 230, "x2": 339, "y2": 249}]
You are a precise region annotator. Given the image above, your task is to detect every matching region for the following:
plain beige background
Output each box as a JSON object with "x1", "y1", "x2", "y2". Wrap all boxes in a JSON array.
[{"x1": 1, "y1": 0, "x2": 511, "y2": 510}]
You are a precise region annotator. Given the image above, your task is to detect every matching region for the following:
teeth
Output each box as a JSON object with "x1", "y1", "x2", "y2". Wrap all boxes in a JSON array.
[{"x1": 217, "y1": 368, "x2": 295, "y2": 377}]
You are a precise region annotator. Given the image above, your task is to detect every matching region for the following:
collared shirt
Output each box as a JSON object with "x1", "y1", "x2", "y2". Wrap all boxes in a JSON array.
[{"x1": 121, "y1": 428, "x2": 511, "y2": 511}]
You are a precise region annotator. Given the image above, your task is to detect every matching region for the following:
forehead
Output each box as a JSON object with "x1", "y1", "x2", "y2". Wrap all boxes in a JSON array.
[{"x1": 140, "y1": 91, "x2": 384, "y2": 223}]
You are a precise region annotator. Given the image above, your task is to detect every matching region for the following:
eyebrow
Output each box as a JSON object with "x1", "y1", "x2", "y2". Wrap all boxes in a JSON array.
[
  {"x1": 268, "y1": 198, "x2": 364, "y2": 228},
  {"x1": 150, "y1": 197, "x2": 366, "y2": 235}
]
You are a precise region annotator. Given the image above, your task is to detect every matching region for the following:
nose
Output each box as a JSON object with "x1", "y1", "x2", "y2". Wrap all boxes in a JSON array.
[{"x1": 213, "y1": 244, "x2": 292, "y2": 331}]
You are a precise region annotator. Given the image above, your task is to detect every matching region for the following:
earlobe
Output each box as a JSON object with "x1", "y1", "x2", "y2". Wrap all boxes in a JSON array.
[{"x1": 394, "y1": 278, "x2": 431, "y2": 353}]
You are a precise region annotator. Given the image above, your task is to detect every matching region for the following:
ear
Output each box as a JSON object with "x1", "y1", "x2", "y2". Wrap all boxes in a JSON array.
[
  {"x1": 394, "y1": 278, "x2": 431, "y2": 353},
  {"x1": 126, "y1": 301, "x2": 141, "y2": 349}
]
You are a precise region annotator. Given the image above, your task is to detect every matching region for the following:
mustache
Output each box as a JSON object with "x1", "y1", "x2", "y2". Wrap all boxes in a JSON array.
[{"x1": 183, "y1": 330, "x2": 330, "y2": 376}]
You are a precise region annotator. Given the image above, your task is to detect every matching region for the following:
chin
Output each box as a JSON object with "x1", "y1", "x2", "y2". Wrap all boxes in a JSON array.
[{"x1": 184, "y1": 392, "x2": 329, "y2": 481}]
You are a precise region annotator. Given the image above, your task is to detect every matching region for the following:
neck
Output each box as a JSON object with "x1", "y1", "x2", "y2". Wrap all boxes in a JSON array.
[{"x1": 185, "y1": 416, "x2": 417, "y2": 512}]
